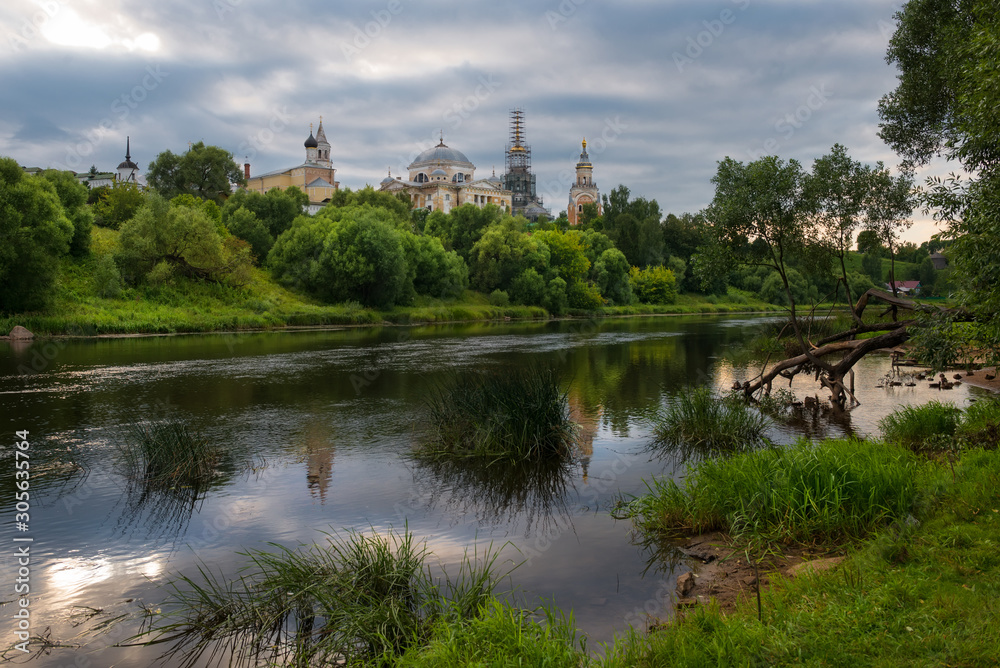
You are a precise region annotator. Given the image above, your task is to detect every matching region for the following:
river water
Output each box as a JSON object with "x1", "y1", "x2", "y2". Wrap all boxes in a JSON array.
[{"x1": 0, "y1": 316, "x2": 983, "y2": 665}]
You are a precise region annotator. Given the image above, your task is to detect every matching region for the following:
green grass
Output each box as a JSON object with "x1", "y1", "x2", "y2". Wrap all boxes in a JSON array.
[
  {"x1": 879, "y1": 399, "x2": 1000, "y2": 452},
  {"x1": 649, "y1": 388, "x2": 772, "y2": 460},
  {"x1": 116, "y1": 419, "x2": 226, "y2": 488},
  {"x1": 138, "y1": 528, "x2": 509, "y2": 667},
  {"x1": 879, "y1": 401, "x2": 964, "y2": 451},
  {"x1": 395, "y1": 598, "x2": 585, "y2": 667},
  {"x1": 599, "y1": 447, "x2": 1000, "y2": 667},
  {"x1": 621, "y1": 438, "x2": 931, "y2": 547},
  {"x1": 419, "y1": 367, "x2": 578, "y2": 462}
]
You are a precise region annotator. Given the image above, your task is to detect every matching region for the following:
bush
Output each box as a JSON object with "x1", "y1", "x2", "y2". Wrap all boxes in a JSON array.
[
  {"x1": 488, "y1": 289, "x2": 510, "y2": 307},
  {"x1": 92, "y1": 255, "x2": 123, "y2": 299},
  {"x1": 594, "y1": 248, "x2": 632, "y2": 305},
  {"x1": 629, "y1": 265, "x2": 677, "y2": 304}
]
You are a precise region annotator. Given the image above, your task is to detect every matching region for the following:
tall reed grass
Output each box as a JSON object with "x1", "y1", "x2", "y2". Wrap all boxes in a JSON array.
[
  {"x1": 623, "y1": 438, "x2": 928, "y2": 546},
  {"x1": 116, "y1": 419, "x2": 224, "y2": 487},
  {"x1": 420, "y1": 367, "x2": 577, "y2": 461},
  {"x1": 877, "y1": 400, "x2": 1000, "y2": 451},
  {"x1": 138, "y1": 528, "x2": 507, "y2": 666},
  {"x1": 650, "y1": 387, "x2": 772, "y2": 459}
]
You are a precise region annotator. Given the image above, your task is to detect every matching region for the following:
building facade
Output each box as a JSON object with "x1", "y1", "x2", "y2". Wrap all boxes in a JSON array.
[
  {"x1": 245, "y1": 119, "x2": 339, "y2": 213},
  {"x1": 567, "y1": 138, "x2": 601, "y2": 226},
  {"x1": 377, "y1": 137, "x2": 512, "y2": 214}
]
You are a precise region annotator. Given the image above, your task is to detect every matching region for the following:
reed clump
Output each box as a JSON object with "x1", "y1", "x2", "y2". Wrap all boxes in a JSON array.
[
  {"x1": 421, "y1": 367, "x2": 577, "y2": 461},
  {"x1": 650, "y1": 387, "x2": 772, "y2": 459},
  {"x1": 622, "y1": 438, "x2": 927, "y2": 546},
  {"x1": 138, "y1": 528, "x2": 507, "y2": 667},
  {"x1": 116, "y1": 419, "x2": 225, "y2": 488},
  {"x1": 878, "y1": 401, "x2": 963, "y2": 451}
]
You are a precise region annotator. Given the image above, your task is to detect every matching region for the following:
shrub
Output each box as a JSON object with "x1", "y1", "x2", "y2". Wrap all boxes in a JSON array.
[
  {"x1": 92, "y1": 254, "x2": 123, "y2": 299},
  {"x1": 488, "y1": 289, "x2": 510, "y2": 307},
  {"x1": 629, "y1": 265, "x2": 677, "y2": 304}
]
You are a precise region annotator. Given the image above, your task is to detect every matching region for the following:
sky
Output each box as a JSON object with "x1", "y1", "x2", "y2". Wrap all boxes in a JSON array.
[{"x1": 0, "y1": 0, "x2": 951, "y2": 243}]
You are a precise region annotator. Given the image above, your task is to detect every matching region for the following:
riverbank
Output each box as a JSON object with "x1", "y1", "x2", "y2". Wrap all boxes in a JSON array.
[{"x1": 0, "y1": 256, "x2": 781, "y2": 337}]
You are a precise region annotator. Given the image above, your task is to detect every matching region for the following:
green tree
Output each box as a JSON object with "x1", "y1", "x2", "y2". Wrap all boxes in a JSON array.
[
  {"x1": 93, "y1": 181, "x2": 146, "y2": 229},
  {"x1": 115, "y1": 194, "x2": 252, "y2": 286},
  {"x1": 326, "y1": 186, "x2": 411, "y2": 223},
  {"x1": 863, "y1": 164, "x2": 916, "y2": 298},
  {"x1": 401, "y1": 233, "x2": 468, "y2": 299},
  {"x1": 704, "y1": 155, "x2": 813, "y2": 345},
  {"x1": 629, "y1": 265, "x2": 677, "y2": 305},
  {"x1": 223, "y1": 186, "x2": 308, "y2": 238},
  {"x1": 423, "y1": 203, "x2": 505, "y2": 261},
  {"x1": 226, "y1": 207, "x2": 272, "y2": 263},
  {"x1": 268, "y1": 206, "x2": 410, "y2": 308},
  {"x1": 601, "y1": 185, "x2": 664, "y2": 267},
  {"x1": 861, "y1": 252, "x2": 884, "y2": 284},
  {"x1": 804, "y1": 145, "x2": 868, "y2": 311},
  {"x1": 40, "y1": 169, "x2": 92, "y2": 257},
  {"x1": 594, "y1": 248, "x2": 632, "y2": 305},
  {"x1": 467, "y1": 222, "x2": 550, "y2": 293},
  {"x1": 0, "y1": 157, "x2": 73, "y2": 312},
  {"x1": 146, "y1": 141, "x2": 245, "y2": 204},
  {"x1": 534, "y1": 230, "x2": 590, "y2": 284}
]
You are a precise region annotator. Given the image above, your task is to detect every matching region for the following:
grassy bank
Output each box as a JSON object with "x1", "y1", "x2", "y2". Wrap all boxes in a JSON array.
[
  {"x1": 604, "y1": 445, "x2": 1000, "y2": 667},
  {"x1": 0, "y1": 252, "x2": 781, "y2": 337}
]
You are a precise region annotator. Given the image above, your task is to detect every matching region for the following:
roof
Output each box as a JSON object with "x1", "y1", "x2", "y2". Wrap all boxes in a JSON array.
[
  {"x1": 408, "y1": 139, "x2": 474, "y2": 169},
  {"x1": 306, "y1": 177, "x2": 335, "y2": 188},
  {"x1": 888, "y1": 281, "x2": 921, "y2": 289}
]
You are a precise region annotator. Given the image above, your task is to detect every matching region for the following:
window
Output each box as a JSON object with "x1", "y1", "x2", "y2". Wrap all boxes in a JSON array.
[{"x1": 416, "y1": 173, "x2": 428, "y2": 183}]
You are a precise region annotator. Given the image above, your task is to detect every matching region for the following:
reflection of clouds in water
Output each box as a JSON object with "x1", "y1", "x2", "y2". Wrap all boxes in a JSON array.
[{"x1": 48, "y1": 554, "x2": 162, "y2": 599}]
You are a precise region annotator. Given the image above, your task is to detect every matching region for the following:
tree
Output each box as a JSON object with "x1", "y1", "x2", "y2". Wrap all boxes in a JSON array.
[
  {"x1": 704, "y1": 156, "x2": 813, "y2": 345},
  {"x1": 629, "y1": 265, "x2": 677, "y2": 305},
  {"x1": 601, "y1": 185, "x2": 664, "y2": 267},
  {"x1": 803, "y1": 145, "x2": 867, "y2": 313},
  {"x1": 93, "y1": 181, "x2": 146, "y2": 229},
  {"x1": 0, "y1": 157, "x2": 73, "y2": 312},
  {"x1": 863, "y1": 164, "x2": 916, "y2": 298},
  {"x1": 40, "y1": 169, "x2": 93, "y2": 257},
  {"x1": 222, "y1": 186, "x2": 309, "y2": 261},
  {"x1": 594, "y1": 248, "x2": 632, "y2": 305},
  {"x1": 467, "y1": 222, "x2": 550, "y2": 294},
  {"x1": 146, "y1": 141, "x2": 245, "y2": 204},
  {"x1": 116, "y1": 194, "x2": 252, "y2": 286},
  {"x1": 423, "y1": 203, "x2": 505, "y2": 261}
]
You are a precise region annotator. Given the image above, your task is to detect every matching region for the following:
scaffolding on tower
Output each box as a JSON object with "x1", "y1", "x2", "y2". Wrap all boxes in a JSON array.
[{"x1": 502, "y1": 108, "x2": 548, "y2": 219}]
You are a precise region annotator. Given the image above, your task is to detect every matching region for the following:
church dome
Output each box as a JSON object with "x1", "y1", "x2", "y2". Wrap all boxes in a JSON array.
[
  {"x1": 409, "y1": 140, "x2": 474, "y2": 169},
  {"x1": 304, "y1": 132, "x2": 318, "y2": 149},
  {"x1": 430, "y1": 168, "x2": 448, "y2": 176},
  {"x1": 117, "y1": 157, "x2": 139, "y2": 170}
]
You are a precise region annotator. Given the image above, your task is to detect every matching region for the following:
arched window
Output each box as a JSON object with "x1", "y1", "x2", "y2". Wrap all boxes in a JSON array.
[{"x1": 416, "y1": 173, "x2": 428, "y2": 183}]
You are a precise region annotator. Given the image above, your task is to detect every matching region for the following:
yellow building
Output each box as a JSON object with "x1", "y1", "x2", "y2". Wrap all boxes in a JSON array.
[
  {"x1": 245, "y1": 119, "x2": 339, "y2": 213},
  {"x1": 378, "y1": 136, "x2": 512, "y2": 214}
]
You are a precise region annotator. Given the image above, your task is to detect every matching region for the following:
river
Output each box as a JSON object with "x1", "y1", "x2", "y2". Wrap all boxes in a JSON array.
[{"x1": 0, "y1": 315, "x2": 983, "y2": 665}]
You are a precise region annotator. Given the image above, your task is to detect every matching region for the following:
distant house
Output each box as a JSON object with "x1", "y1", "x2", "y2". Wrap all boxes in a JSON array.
[
  {"x1": 930, "y1": 251, "x2": 948, "y2": 270},
  {"x1": 887, "y1": 280, "x2": 922, "y2": 295}
]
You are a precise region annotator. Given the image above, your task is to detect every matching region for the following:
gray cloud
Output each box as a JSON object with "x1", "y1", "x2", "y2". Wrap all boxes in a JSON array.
[{"x1": 2, "y1": 0, "x2": 939, "y2": 240}]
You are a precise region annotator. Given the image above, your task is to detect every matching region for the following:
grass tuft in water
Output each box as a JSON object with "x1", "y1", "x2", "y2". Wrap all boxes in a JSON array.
[
  {"x1": 649, "y1": 387, "x2": 772, "y2": 460},
  {"x1": 137, "y1": 528, "x2": 510, "y2": 667},
  {"x1": 420, "y1": 366, "x2": 577, "y2": 461},
  {"x1": 621, "y1": 438, "x2": 928, "y2": 547},
  {"x1": 116, "y1": 419, "x2": 225, "y2": 487}
]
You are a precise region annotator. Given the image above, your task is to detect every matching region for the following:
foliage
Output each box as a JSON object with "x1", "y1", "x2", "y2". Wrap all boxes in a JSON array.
[
  {"x1": 629, "y1": 265, "x2": 677, "y2": 304},
  {"x1": 40, "y1": 169, "x2": 92, "y2": 257},
  {"x1": 326, "y1": 185, "x2": 412, "y2": 222},
  {"x1": 115, "y1": 194, "x2": 253, "y2": 287},
  {"x1": 533, "y1": 229, "x2": 590, "y2": 284},
  {"x1": 0, "y1": 156, "x2": 73, "y2": 312},
  {"x1": 268, "y1": 205, "x2": 409, "y2": 308},
  {"x1": 423, "y1": 203, "x2": 505, "y2": 260},
  {"x1": 508, "y1": 267, "x2": 546, "y2": 307},
  {"x1": 146, "y1": 141, "x2": 245, "y2": 204},
  {"x1": 223, "y1": 207, "x2": 271, "y2": 263},
  {"x1": 467, "y1": 222, "x2": 549, "y2": 294},
  {"x1": 601, "y1": 185, "x2": 664, "y2": 267},
  {"x1": 402, "y1": 233, "x2": 468, "y2": 300},
  {"x1": 650, "y1": 387, "x2": 771, "y2": 459},
  {"x1": 623, "y1": 438, "x2": 927, "y2": 547},
  {"x1": 487, "y1": 289, "x2": 509, "y2": 307},
  {"x1": 92, "y1": 180, "x2": 146, "y2": 229},
  {"x1": 221, "y1": 186, "x2": 309, "y2": 261},
  {"x1": 543, "y1": 276, "x2": 569, "y2": 315},
  {"x1": 594, "y1": 248, "x2": 633, "y2": 305},
  {"x1": 420, "y1": 367, "x2": 577, "y2": 461},
  {"x1": 92, "y1": 254, "x2": 123, "y2": 299}
]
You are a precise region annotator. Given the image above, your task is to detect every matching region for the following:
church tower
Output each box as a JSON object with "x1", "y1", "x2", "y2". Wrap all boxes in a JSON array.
[
  {"x1": 567, "y1": 138, "x2": 601, "y2": 226},
  {"x1": 116, "y1": 136, "x2": 139, "y2": 183},
  {"x1": 315, "y1": 117, "x2": 332, "y2": 168}
]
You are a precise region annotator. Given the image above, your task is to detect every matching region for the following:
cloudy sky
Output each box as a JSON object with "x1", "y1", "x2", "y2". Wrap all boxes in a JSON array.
[{"x1": 1, "y1": 0, "x2": 947, "y2": 242}]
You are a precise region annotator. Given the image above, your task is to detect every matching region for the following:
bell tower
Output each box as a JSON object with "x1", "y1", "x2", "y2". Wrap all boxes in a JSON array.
[{"x1": 568, "y1": 138, "x2": 600, "y2": 226}]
